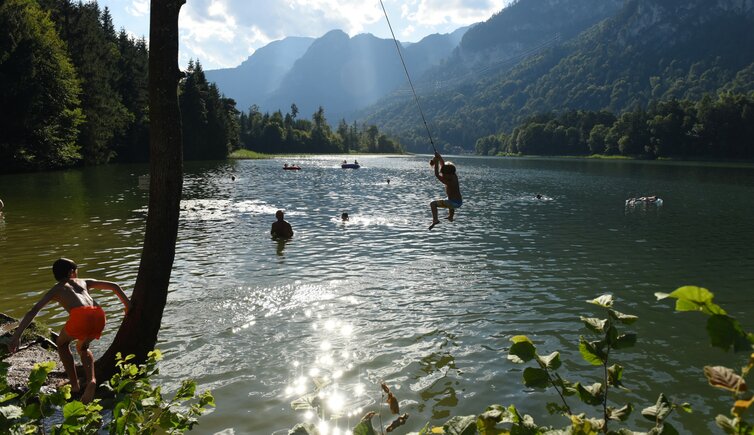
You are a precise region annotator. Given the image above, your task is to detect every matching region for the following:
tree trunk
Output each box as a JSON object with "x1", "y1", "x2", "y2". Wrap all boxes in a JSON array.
[{"x1": 95, "y1": 0, "x2": 185, "y2": 381}]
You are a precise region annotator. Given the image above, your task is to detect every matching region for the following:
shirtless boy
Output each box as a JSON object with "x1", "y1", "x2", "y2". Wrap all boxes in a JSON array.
[
  {"x1": 271, "y1": 210, "x2": 294, "y2": 239},
  {"x1": 429, "y1": 152, "x2": 462, "y2": 230},
  {"x1": 7, "y1": 258, "x2": 131, "y2": 403}
]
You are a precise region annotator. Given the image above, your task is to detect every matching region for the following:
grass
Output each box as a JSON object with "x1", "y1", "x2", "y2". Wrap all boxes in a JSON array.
[{"x1": 229, "y1": 149, "x2": 274, "y2": 159}]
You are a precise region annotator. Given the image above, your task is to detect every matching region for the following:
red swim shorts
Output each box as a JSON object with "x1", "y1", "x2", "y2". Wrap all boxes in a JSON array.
[{"x1": 64, "y1": 306, "x2": 106, "y2": 340}]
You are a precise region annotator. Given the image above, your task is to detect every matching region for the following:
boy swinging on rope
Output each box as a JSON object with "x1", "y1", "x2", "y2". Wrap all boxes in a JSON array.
[{"x1": 429, "y1": 152, "x2": 462, "y2": 230}]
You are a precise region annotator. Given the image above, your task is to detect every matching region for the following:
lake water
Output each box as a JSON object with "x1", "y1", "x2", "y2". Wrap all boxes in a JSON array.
[{"x1": 1, "y1": 155, "x2": 753, "y2": 434}]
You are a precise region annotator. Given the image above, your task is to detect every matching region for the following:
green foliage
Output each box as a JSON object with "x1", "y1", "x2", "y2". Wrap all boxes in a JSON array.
[
  {"x1": 0, "y1": 0, "x2": 84, "y2": 172},
  {"x1": 180, "y1": 60, "x2": 241, "y2": 161},
  {"x1": 239, "y1": 104, "x2": 403, "y2": 155},
  {"x1": 0, "y1": 350, "x2": 213, "y2": 434},
  {"x1": 367, "y1": 2, "x2": 754, "y2": 155}
]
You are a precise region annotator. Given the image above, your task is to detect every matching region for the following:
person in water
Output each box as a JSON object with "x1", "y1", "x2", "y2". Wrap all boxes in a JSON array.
[
  {"x1": 341, "y1": 212, "x2": 349, "y2": 221},
  {"x1": 429, "y1": 152, "x2": 462, "y2": 230},
  {"x1": 271, "y1": 210, "x2": 294, "y2": 239},
  {"x1": 7, "y1": 258, "x2": 131, "y2": 403}
]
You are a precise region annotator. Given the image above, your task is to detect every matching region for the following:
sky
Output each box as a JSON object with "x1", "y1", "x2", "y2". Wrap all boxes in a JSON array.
[{"x1": 90, "y1": 0, "x2": 512, "y2": 71}]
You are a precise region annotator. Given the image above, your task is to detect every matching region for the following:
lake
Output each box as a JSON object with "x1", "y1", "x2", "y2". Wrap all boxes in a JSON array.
[{"x1": 1, "y1": 155, "x2": 753, "y2": 434}]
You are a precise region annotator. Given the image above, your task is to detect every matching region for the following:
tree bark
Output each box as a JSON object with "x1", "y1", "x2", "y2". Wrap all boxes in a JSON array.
[{"x1": 95, "y1": 0, "x2": 185, "y2": 381}]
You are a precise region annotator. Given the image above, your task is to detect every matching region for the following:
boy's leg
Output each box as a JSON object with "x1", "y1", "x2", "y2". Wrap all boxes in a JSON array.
[
  {"x1": 447, "y1": 207, "x2": 455, "y2": 222},
  {"x1": 76, "y1": 339, "x2": 97, "y2": 403},
  {"x1": 429, "y1": 200, "x2": 440, "y2": 229},
  {"x1": 56, "y1": 329, "x2": 80, "y2": 393}
]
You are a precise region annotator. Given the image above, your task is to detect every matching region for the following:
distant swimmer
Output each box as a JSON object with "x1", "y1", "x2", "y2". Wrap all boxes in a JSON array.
[
  {"x1": 429, "y1": 152, "x2": 462, "y2": 230},
  {"x1": 341, "y1": 212, "x2": 349, "y2": 221},
  {"x1": 536, "y1": 194, "x2": 542, "y2": 199},
  {"x1": 387, "y1": 179, "x2": 390, "y2": 184},
  {"x1": 271, "y1": 210, "x2": 294, "y2": 239}
]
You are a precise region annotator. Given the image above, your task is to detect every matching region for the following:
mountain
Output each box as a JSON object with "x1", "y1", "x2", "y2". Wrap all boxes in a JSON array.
[
  {"x1": 204, "y1": 36, "x2": 314, "y2": 112},
  {"x1": 206, "y1": 28, "x2": 468, "y2": 120},
  {"x1": 363, "y1": 0, "x2": 754, "y2": 152},
  {"x1": 424, "y1": 0, "x2": 623, "y2": 84}
]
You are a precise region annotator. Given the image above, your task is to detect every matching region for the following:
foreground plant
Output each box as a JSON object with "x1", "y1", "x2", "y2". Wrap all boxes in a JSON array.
[
  {"x1": 0, "y1": 349, "x2": 214, "y2": 434},
  {"x1": 656, "y1": 286, "x2": 754, "y2": 434}
]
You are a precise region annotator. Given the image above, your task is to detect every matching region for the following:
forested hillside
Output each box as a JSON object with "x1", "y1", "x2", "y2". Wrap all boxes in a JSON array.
[
  {"x1": 0, "y1": 0, "x2": 240, "y2": 172},
  {"x1": 364, "y1": 0, "x2": 754, "y2": 156}
]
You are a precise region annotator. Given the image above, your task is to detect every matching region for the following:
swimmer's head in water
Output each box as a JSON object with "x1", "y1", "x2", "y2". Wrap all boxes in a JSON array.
[
  {"x1": 53, "y1": 258, "x2": 77, "y2": 281},
  {"x1": 341, "y1": 213, "x2": 349, "y2": 221},
  {"x1": 440, "y1": 162, "x2": 456, "y2": 175}
]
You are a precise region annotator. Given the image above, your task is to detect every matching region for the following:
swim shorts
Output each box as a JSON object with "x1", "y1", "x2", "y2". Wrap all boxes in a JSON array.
[
  {"x1": 438, "y1": 198, "x2": 463, "y2": 209},
  {"x1": 65, "y1": 306, "x2": 106, "y2": 340}
]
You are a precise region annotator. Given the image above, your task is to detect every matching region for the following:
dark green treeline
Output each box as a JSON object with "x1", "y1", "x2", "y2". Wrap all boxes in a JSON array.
[
  {"x1": 0, "y1": 0, "x2": 400, "y2": 174},
  {"x1": 239, "y1": 104, "x2": 403, "y2": 155},
  {"x1": 476, "y1": 94, "x2": 754, "y2": 159}
]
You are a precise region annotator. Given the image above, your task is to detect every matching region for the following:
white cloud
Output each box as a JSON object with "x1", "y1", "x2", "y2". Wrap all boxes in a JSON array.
[
  {"x1": 126, "y1": 0, "x2": 149, "y2": 17},
  {"x1": 95, "y1": 0, "x2": 513, "y2": 69}
]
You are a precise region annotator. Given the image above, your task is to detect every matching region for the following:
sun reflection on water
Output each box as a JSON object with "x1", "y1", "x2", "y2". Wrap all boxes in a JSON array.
[{"x1": 284, "y1": 308, "x2": 377, "y2": 432}]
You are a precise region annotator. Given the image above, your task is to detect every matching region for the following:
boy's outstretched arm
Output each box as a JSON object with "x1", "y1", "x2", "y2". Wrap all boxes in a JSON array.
[
  {"x1": 7, "y1": 288, "x2": 57, "y2": 353},
  {"x1": 86, "y1": 280, "x2": 131, "y2": 314}
]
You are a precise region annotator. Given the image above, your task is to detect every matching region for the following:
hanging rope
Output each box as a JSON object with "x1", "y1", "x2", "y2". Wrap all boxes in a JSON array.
[{"x1": 378, "y1": 0, "x2": 437, "y2": 154}]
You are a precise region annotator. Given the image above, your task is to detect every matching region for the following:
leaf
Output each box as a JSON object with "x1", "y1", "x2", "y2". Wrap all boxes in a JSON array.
[
  {"x1": 733, "y1": 396, "x2": 754, "y2": 417},
  {"x1": 0, "y1": 404, "x2": 23, "y2": 420},
  {"x1": 714, "y1": 414, "x2": 736, "y2": 433},
  {"x1": 661, "y1": 286, "x2": 726, "y2": 315},
  {"x1": 522, "y1": 367, "x2": 549, "y2": 389},
  {"x1": 290, "y1": 423, "x2": 321, "y2": 435},
  {"x1": 656, "y1": 422, "x2": 681, "y2": 435},
  {"x1": 609, "y1": 309, "x2": 639, "y2": 325},
  {"x1": 508, "y1": 336, "x2": 536, "y2": 363},
  {"x1": 386, "y1": 392, "x2": 400, "y2": 414},
  {"x1": 443, "y1": 415, "x2": 477, "y2": 435},
  {"x1": 607, "y1": 403, "x2": 633, "y2": 421},
  {"x1": 613, "y1": 333, "x2": 637, "y2": 350},
  {"x1": 587, "y1": 294, "x2": 614, "y2": 308},
  {"x1": 607, "y1": 364, "x2": 627, "y2": 389},
  {"x1": 579, "y1": 337, "x2": 606, "y2": 366},
  {"x1": 352, "y1": 419, "x2": 377, "y2": 435},
  {"x1": 706, "y1": 315, "x2": 752, "y2": 352},
  {"x1": 575, "y1": 383, "x2": 604, "y2": 406},
  {"x1": 581, "y1": 317, "x2": 607, "y2": 333},
  {"x1": 538, "y1": 351, "x2": 561, "y2": 370},
  {"x1": 477, "y1": 404, "x2": 519, "y2": 434},
  {"x1": 386, "y1": 413, "x2": 409, "y2": 433},
  {"x1": 704, "y1": 366, "x2": 747, "y2": 392},
  {"x1": 642, "y1": 393, "x2": 672, "y2": 422}
]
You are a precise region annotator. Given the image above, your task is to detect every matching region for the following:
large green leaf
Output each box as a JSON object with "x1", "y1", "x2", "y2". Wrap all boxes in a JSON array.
[
  {"x1": 706, "y1": 315, "x2": 753, "y2": 352},
  {"x1": 508, "y1": 336, "x2": 537, "y2": 363},
  {"x1": 523, "y1": 367, "x2": 550, "y2": 389},
  {"x1": 656, "y1": 286, "x2": 726, "y2": 315},
  {"x1": 587, "y1": 295, "x2": 614, "y2": 308},
  {"x1": 579, "y1": 337, "x2": 606, "y2": 366}
]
